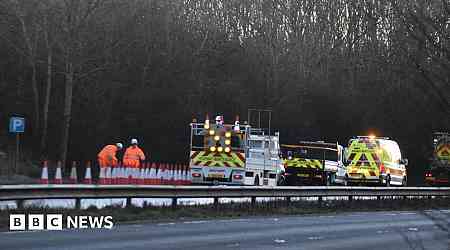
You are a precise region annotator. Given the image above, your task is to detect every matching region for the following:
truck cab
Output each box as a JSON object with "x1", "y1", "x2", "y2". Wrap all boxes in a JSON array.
[
  {"x1": 189, "y1": 115, "x2": 283, "y2": 186},
  {"x1": 243, "y1": 129, "x2": 284, "y2": 186},
  {"x1": 281, "y1": 141, "x2": 347, "y2": 186},
  {"x1": 425, "y1": 132, "x2": 450, "y2": 186}
]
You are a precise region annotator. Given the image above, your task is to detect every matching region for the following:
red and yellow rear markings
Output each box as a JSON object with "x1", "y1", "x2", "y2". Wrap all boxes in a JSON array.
[{"x1": 190, "y1": 151, "x2": 245, "y2": 168}]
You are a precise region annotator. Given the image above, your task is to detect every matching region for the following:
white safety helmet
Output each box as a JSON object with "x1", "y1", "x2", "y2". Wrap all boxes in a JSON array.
[
  {"x1": 131, "y1": 138, "x2": 138, "y2": 145},
  {"x1": 215, "y1": 115, "x2": 223, "y2": 125},
  {"x1": 116, "y1": 143, "x2": 123, "y2": 149}
]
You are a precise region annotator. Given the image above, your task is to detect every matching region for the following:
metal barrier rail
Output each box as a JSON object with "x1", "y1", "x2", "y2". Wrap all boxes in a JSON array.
[{"x1": 1, "y1": 185, "x2": 449, "y2": 209}]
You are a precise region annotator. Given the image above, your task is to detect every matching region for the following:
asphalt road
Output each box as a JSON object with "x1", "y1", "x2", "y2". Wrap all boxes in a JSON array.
[{"x1": 1, "y1": 210, "x2": 449, "y2": 250}]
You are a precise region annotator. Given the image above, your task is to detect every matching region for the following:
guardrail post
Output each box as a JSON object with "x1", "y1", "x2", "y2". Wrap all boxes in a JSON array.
[
  {"x1": 213, "y1": 197, "x2": 219, "y2": 210},
  {"x1": 285, "y1": 197, "x2": 291, "y2": 205},
  {"x1": 251, "y1": 197, "x2": 256, "y2": 207},
  {"x1": 126, "y1": 197, "x2": 132, "y2": 208},
  {"x1": 348, "y1": 195, "x2": 353, "y2": 202},
  {"x1": 75, "y1": 198, "x2": 81, "y2": 209},
  {"x1": 171, "y1": 198, "x2": 177, "y2": 209},
  {"x1": 318, "y1": 196, "x2": 323, "y2": 206},
  {"x1": 16, "y1": 200, "x2": 24, "y2": 210}
]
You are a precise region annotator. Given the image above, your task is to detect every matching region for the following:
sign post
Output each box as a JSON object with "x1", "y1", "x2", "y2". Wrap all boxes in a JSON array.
[{"x1": 9, "y1": 117, "x2": 25, "y2": 176}]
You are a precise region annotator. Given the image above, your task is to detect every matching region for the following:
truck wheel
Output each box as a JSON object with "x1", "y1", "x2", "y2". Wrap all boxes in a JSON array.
[
  {"x1": 343, "y1": 175, "x2": 348, "y2": 186},
  {"x1": 254, "y1": 175, "x2": 260, "y2": 186},
  {"x1": 402, "y1": 177, "x2": 407, "y2": 187},
  {"x1": 277, "y1": 176, "x2": 287, "y2": 186},
  {"x1": 325, "y1": 174, "x2": 332, "y2": 186},
  {"x1": 385, "y1": 175, "x2": 391, "y2": 187}
]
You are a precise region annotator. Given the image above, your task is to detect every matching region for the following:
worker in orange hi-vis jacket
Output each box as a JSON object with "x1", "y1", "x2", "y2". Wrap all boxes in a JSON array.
[
  {"x1": 123, "y1": 139, "x2": 146, "y2": 184},
  {"x1": 98, "y1": 143, "x2": 123, "y2": 184}
]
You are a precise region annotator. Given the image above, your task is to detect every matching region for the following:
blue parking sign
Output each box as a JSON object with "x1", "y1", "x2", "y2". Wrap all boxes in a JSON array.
[{"x1": 9, "y1": 117, "x2": 25, "y2": 133}]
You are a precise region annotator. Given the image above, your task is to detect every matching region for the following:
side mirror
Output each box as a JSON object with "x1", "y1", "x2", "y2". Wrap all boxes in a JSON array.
[{"x1": 401, "y1": 159, "x2": 408, "y2": 166}]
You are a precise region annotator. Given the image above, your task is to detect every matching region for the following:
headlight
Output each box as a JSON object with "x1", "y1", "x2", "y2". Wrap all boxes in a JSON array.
[
  {"x1": 225, "y1": 139, "x2": 231, "y2": 145},
  {"x1": 210, "y1": 146, "x2": 216, "y2": 152},
  {"x1": 209, "y1": 130, "x2": 215, "y2": 136},
  {"x1": 225, "y1": 147, "x2": 231, "y2": 153},
  {"x1": 217, "y1": 147, "x2": 223, "y2": 152},
  {"x1": 214, "y1": 135, "x2": 220, "y2": 141},
  {"x1": 225, "y1": 132, "x2": 231, "y2": 138}
]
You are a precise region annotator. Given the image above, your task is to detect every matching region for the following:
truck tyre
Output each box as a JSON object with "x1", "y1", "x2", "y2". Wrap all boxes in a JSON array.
[
  {"x1": 325, "y1": 173, "x2": 331, "y2": 186},
  {"x1": 254, "y1": 175, "x2": 260, "y2": 186},
  {"x1": 402, "y1": 177, "x2": 407, "y2": 187},
  {"x1": 385, "y1": 175, "x2": 391, "y2": 187},
  {"x1": 277, "y1": 175, "x2": 287, "y2": 186},
  {"x1": 343, "y1": 175, "x2": 348, "y2": 186}
]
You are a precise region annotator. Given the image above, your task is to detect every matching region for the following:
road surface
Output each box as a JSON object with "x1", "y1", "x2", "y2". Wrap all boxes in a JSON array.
[{"x1": 1, "y1": 210, "x2": 449, "y2": 250}]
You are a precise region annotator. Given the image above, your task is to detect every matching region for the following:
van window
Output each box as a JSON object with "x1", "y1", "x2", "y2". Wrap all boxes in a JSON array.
[
  {"x1": 379, "y1": 140, "x2": 401, "y2": 163},
  {"x1": 249, "y1": 140, "x2": 262, "y2": 149}
]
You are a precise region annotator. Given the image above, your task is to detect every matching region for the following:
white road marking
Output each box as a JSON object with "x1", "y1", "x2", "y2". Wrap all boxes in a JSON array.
[
  {"x1": 274, "y1": 239, "x2": 286, "y2": 243},
  {"x1": 183, "y1": 220, "x2": 207, "y2": 224},
  {"x1": 400, "y1": 212, "x2": 417, "y2": 215},
  {"x1": 407, "y1": 227, "x2": 418, "y2": 231},
  {"x1": 157, "y1": 222, "x2": 176, "y2": 226},
  {"x1": 1, "y1": 230, "x2": 40, "y2": 234},
  {"x1": 308, "y1": 236, "x2": 324, "y2": 240},
  {"x1": 226, "y1": 243, "x2": 240, "y2": 247}
]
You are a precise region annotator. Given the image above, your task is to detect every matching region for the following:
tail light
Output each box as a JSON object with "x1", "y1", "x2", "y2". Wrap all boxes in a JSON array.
[
  {"x1": 425, "y1": 172, "x2": 432, "y2": 177},
  {"x1": 192, "y1": 173, "x2": 201, "y2": 177},
  {"x1": 380, "y1": 164, "x2": 385, "y2": 173},
  {"x1": 233, "y1": 174, "x2": 243, "y2": 180}
]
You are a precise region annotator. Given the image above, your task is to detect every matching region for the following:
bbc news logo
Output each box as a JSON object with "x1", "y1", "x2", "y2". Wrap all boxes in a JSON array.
[{"x1": 10, "y1": 214, "x2": 114, "y2": 230}]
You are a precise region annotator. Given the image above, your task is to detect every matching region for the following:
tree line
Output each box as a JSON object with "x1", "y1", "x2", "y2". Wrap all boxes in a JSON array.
[{"x1": 0, "y1": 0, "x2": 448, "y2": 184}]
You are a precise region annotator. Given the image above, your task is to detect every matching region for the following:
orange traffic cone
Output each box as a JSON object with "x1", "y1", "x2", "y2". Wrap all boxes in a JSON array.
[
  {"x1": 69, "y1": 161, "x2": 77, "y2": 184},
  {"x1": 53, "y1": 161, "x2": 63, "y2": 184},
  {"x1": 181, "y1": 165, "x2": 187, "y2": 185},
  {"x1": 175, "y1": 164, "x2": 181, "y2": 185},
  {"x1": 98, "y1": 167, "x2": 106, "y2": 185},
  {"x1": 83, "y1": 161, "x2": 92, "y2": 184},
  {"x1": 143, "y1": 163, "x2": 149, "y2": 185},
  {"x1": 40, "y1": 161, "x2": 49, "y2": 184},
  {"x1": 137, "y1": 166, "x2": 145, "y2": 185},
  {"x1": 161, "y1": 163, "x2": 168, "y2": 185},
  {"x1": 169, "y1": 164, "x2": 175, "y2": 185},
  {"x1": 155, "y1": 163, "x2": 162, "y2": 185},
  {"x1": 111, "y1": 166, "x2": 117, "y2": 185},
  {"x1": 105, "y1": 167, "x2": 112, "y2": 185},
  {"x1": 186, "y1": 165, "x2": 192, "y2": 185},
  {"x1": 148, "y1": 163, "x2": 157, "y2": 185},
  {"x1": 117, "y1": 162, "x2": 124, "y2": 184}
]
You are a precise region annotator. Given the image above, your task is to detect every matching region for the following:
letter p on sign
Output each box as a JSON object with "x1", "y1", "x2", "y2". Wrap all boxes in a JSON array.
[{"x1": 9, "y1": 117, "x2": 25, "y2": 133}]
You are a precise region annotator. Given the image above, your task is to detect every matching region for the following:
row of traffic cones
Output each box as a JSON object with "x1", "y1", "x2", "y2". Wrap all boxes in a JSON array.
[
  {"x1": 40, "y1": 161, "x2": 192, "y2": 185},
  {"x1": 98, "y1": 163, "x2": 192, "y2": 185}
]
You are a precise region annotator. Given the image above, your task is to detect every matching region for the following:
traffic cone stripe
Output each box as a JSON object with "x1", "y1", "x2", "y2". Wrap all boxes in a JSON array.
[
  {"x1": 53, "y1": 161, "x2": 63, "y2": 184},
  {"x1": 84, "y1": 161, "x2": 92, "y2": 184},
  {"x1": 69, "y1": 161, "x2": 77, "y2": 184},
  {"x1": 40, "y1": 161, "x2": 49, "y2": 184}
]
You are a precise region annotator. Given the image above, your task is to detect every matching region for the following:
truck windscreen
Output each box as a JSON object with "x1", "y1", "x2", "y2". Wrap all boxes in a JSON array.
[{"x1": 282, "y1": 147, "x2": 338, "y2": 161}]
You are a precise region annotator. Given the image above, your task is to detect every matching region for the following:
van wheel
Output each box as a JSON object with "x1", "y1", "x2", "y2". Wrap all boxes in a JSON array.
[
  {"x1": 325, "y1": 174, "x2": 332, "y2": 186},
  {"x1": 385, "y1": 175, "x2": 391, "y2": 187},
  {"x1": 254, "y1": 175, "x2": 260, "y2": 186},
  {"x1": 277, "y1": 176, "x2": 287, "y2": 186}
]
